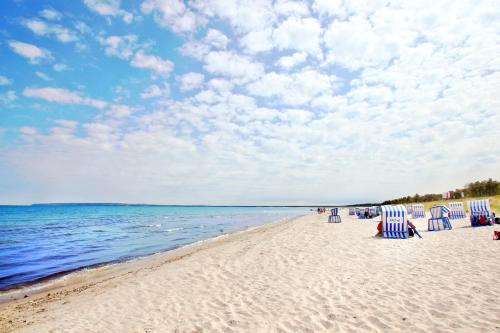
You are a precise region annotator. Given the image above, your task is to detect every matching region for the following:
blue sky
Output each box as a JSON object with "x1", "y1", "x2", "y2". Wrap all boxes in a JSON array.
[{"x1": 0, "y1": 0, "x2": 499, "y2": 205}]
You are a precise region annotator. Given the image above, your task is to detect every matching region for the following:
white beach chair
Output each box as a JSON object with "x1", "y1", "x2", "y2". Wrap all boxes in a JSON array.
[
  {"x1": 449, "y1": 202, "x2": 466, "y2": 219},
  {"x1": 411, "y1": 204, "x2": 425, "y2": 218},
  {"x1": 381, "y1": 205, "x2": 408, "y2": 239},
  {"x1": 405, "y1": 205, "x2": 413, "y2": 217},
  {"x1": 468, "y1": 199, "x2": 493, "y2": 227},
  {"x1": 328, "y1": 208, "x2": 341, "y2": 223},
  {"x1": 428, "y1": 205, "x2": 452, "y2": 231}
]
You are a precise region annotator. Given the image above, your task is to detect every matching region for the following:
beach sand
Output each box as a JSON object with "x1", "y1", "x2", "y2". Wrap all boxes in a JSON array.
[{"x1": 1, "y1": 211, "x2": 500, "y2": 332}]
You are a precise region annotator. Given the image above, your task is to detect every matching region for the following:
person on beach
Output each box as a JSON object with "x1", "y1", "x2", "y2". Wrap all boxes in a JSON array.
[
  {"x1": 408, "y1": 220, "x2": 422, "y2": 238},
  {"x1": 375, "y1": 220, "x2": 422, "y2": 238}
]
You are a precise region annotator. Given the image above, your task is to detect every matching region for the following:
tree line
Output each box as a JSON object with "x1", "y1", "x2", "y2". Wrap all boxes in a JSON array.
[{"x1": 382, "y1": 178, "x2": 500, "y2": 205}]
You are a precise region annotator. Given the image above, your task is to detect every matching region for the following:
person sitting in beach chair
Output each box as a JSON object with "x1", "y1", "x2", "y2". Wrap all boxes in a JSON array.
[
  {"x1": 468, "y1": 199, "x2": 494, "y2": 227},
  {"x1": 375, "y1": 219, "x2": 421, "y2": 238},
  {"x1": 377, "y1": 205, "x2": 421, "y2": 239}
]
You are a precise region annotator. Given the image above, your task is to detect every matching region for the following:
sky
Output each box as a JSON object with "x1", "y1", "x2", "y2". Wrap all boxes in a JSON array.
[{"x1": 0, "y1": 0, "x2": 499, "y2": 205}]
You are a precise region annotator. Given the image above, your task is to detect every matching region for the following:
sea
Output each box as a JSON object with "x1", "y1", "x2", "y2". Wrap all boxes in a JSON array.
[{"x1": 0, "y1": 204, "x2": 308, "y2": 290}]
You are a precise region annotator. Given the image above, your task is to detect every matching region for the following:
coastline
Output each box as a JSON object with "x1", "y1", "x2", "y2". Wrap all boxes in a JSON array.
[
  {"x1": 0, "y1": 204, "x2": 310, "y2": 294},
  {"x1": 2, "y1": 210, "x2": 499, "y2": 332},
  {"x1": 0, "y1": 212, "x2": 308, "y2": 303}
]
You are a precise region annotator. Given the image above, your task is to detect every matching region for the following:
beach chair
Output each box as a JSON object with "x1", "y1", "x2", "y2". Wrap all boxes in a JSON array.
[
  {"x1": 381, "y1": 205, "x2": 408, "y2": 239},
  {"x1": 411, "y1": 204, "x2": 425, "y2": 218},
  {"x1": 405, "y1": 205, "x2": 413, "y2": 217},
  {"x1": 468, "y1": 199, "x2": 493, "y2": 227},
  {"x1": 368, "y1": 207, "x2": 375, "y2": 218},
  {"x1": 348, "y1": 208, "x2": 355, "y2": 216},
  {"x1": 428, "y1": 205, "x2": 452, "y2": 231},
  {"x1": 449, "y1": 202, "x2": 466, "y2": 219},
  {"x1": 328, "y1": 208, "x2": 341, "y2": 223}
]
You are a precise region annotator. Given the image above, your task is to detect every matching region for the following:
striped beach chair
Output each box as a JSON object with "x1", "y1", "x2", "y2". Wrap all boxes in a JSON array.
[
  {"x1": 411, "y1": 204, "x2": 425, "y2": 218},
  {"x1": 449, "y1": 202, "x2": 466, "y2": 219},
  {"x1": 369, "y1": 207, "x2": 376, "y2": 218},
  {"x1": 348, "y1": 208, "x2": 355, "y2": 216},
  {"x1": 428, "y1": 205, "x2": 452, "y2": 231},
  {"x1": 381, "y1": 205, "x2": 408, "y2": 239},
  {"x1": 468, "y1": 199, "x2": 493, "y2": 227},
  {"x1": 405, "y1": 205, "x2": 413, "y2": 217},
  {"x1": 328, "y1": 208, "x2": 341, "y2": 223}
]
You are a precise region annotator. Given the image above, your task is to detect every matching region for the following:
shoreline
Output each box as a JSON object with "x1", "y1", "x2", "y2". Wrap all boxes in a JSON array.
[
  {"x1": 2, "y1": 210, "x2": 499, "y2": 332},
  {"x1": 0, "y1": 212, "x2": 309, "y2": 304}
]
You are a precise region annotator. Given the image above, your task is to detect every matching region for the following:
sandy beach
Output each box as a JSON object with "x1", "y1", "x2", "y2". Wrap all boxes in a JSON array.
[{"x1": 1, "y1": 210, "x2": 500, "y2": 333}]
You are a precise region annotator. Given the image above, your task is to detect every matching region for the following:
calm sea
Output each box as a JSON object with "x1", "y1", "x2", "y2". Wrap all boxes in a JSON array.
[{"x1": 0, "y1": 205, "x2": 308, "y2": 290}]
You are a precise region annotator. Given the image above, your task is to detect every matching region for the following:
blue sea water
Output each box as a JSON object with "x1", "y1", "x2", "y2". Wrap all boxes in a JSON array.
[{"x1": 0, "y1": 205, "x2": 307, "y2": 290}]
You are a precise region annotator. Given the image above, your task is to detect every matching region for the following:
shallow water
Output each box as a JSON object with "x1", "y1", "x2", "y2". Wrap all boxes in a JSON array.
[{"x1": 0, "y1": 205, "x2": 308, "y2": 290}]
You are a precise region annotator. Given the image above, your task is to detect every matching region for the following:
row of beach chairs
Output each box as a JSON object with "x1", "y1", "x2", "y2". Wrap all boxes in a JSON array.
[
  {"x1": 328, "y1": 199, "x2": 495, "y2": 238},
  {"x1": 405, "y1": 202, "x2": 467, "y2": 220}
]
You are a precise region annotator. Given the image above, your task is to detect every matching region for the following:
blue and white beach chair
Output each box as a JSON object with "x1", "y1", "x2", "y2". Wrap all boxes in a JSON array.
[
  {"x1": 381, "y1": 205, "x2": 408, "y2": 239},
  {"x1": 468, "y1": 199, "x2": 493, "y2": 227},
  {"x1": 348, "y1": 208, "x2": 355, "y2": 216},
  {"x1": 405, "y1": 205, "x2": 413, "y2": 217},
  {"x1": 411, "y1": 204, "x2": 425, "y2": 218},
  {"x1": 428, "y1": 205, "x2": 452, "y2": 231},
  {"x1": 449, "y1": 202, "x2": 466, "y2": 219},
  {"x1": 328, "y1": 208, "x2": 341, "y2": 223}
]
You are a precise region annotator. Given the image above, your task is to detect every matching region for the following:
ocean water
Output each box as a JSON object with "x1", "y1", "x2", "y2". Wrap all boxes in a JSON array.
[{"x1": 0, "y1": 205, "x2": 307, "y2": 290}]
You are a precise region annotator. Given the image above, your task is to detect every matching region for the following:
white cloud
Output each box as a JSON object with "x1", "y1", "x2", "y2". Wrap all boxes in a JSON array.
[
  {"x1": 140, "y1": 84, "x2": 170, "y2": 99},
  {"x1": 22, "y1": 19, "x2": 78, "y2": 43},
  {"x1": 323, "y1": 13, "x2": 416, "y2": 70},
  {"x1": 8, "y1": 41, "x2": 52, "y2": 64},
  {"x1": 84, "y1": 0, "x2": 133, "y2": 23},
  {"x1": 275, "y1": 52, "x2": 307, "y2": 69},
  {"x1": 107, "y1": 104, "x2": 136, "y2": 118},
  {"x1": 177, "y1": 72, "x2": 204, "y2": 92},
  {"x1": 204, "y1": 29, "x2": 229, "y2": 49},
  {"x1": 39, "y1": 8, "x2": 62, "y2": 21},
  {"x1": 240, "y1": 29, "x2": 274, "y2": 54},
  {"x1": 247, "y1": 70, "x2": 336, "y2": 106},
  {"x1": 179, "y1": 28, "x2": 228, "y2": 60},
  {"x1": 272, "y1": 16, "x2": 323, "y2": 59},
  {"x1": 98, "y1": 35, "x2": 138, "y2": 59},
  {"x1": 3, "y1": 0, "x2": 500, "y2": 205},
  {"x1": 312, "y1": 0, "x2": 347, "y2": 18},
  {"x1": 53, "y1": 64, "x2": 68, "y2": 72},
  {"x1": 203, "y1": 51, "x2": 264, "y2": 84},
  {"x1": 130, "y1": 51, "x2": 174, "y2": 77},
  {"x1": 192, "y1": 0, "x2": 276, "y2": 34},
  {"x1": 141, "y1": 0, "x2": 204, "y2": 33},
  {"x1": 74, "y1": 21, "x2": 92, "y2": 34},
  {"x1": 54, "y1": 119, "x2": 78, "y2": 129},
  {"x1": 0, "y1": 90, "x2": 17, "y2": 105},
  {"x1": 23, "y1": 87, "x2": 107, "y2": 109},
  {"x1": 0, "y1": 75, "x2": 11, "y2": 86},
  {"x1": 35, "y1": 71, "x2": 52, "y2": 81},
  {"x1": 274, "y1": 0, "x2": 310, "y2": 17}
]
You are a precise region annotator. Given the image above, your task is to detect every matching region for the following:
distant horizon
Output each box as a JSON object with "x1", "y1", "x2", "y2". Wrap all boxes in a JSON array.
[{"x1": 0, "y1": 201, "x2": 382, "y2": 208}]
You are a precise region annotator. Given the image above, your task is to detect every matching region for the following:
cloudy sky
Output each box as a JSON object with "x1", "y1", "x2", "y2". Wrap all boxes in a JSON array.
[{"x1": 0, "y1": 0, "x2": 499, "y2": 205}]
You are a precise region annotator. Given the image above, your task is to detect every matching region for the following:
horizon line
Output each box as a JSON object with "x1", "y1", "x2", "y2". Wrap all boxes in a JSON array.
[{"x1": 0, "y1": 202, "x2": 383, "y2": 208}]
